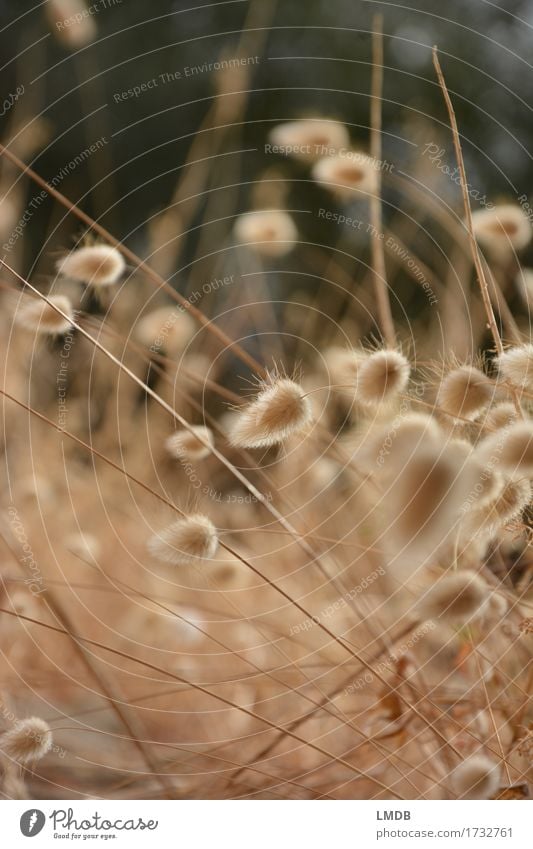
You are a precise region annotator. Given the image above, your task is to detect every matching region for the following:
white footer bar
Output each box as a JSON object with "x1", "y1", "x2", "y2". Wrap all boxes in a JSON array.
[{"x1": 3, "y1": 800, "x2": 531, "y2": 847}]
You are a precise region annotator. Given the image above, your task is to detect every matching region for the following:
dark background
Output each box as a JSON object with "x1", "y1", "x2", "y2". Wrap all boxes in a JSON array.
[{"x1": 1, "y1": 0, "x2": 533, "y2": 285}]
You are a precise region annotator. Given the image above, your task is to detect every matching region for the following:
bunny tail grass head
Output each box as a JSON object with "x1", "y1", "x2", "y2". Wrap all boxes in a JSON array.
[
  {"x1": 312, "y1": 151, "x2": 377, "y2": 198},
  {"x1": 147, "y1": 514, "x2": 219, "y2": 566},
  {"x1": 46, "y1": 0, "x2": 97, "y2": 48},
  {"x1": 482, "y1": 421, "x2": 533, "y2": 476},
  {"x1": 438, "y1": 365, "x2": 493, "y2": 420},
  {"x1": 384, "y1": 442, "x2": 475, "y2": 566},
  {"x1": 165, "y1": 426, "x2": 214, "y2": 461},
  {"x1": 0, "y1": 717, "x2": 52, "y2": 764},
  {"x1": 472, "y1": 205, "x2": 531, "y2": 256},
  {"x1": 451, "y1": 755, "x2": 500, "y2": 800},
  {"x1": 496, "y1": 344, "x2": 533, "y2": 390},
  {"x1": 269, "y1": 119, "x2": 350, "y2": 160},
  {"x1": 464, "y1": 475, "x2": 532, "y2": 538},
  {"x1": 134, "y1": 306, "x2": 195, "y2": 357},
  {"x1": 15, "y1": 295, "x2": 74, "y2": 335},
  {"x1": 323, "y1": 346, "x2": 361, "y2": 388},
  {"x1": 481, "y1": 402, "x2": 519, "y2": 433},
  {"x1": 57, "y1": 244, "x2": 126, "y2": 287},
  {"x1": 355, "y1": 350, "x2": 410, "y2": 407},
  {"x1": 233, "y1": 210, "x2": 297, "y2": 257},
  {"x1": 230, "y1": 377, "x2": 312, "y2": 449},
  {"x1": 358, "y1": 412, "x2": 441, "y2": 474},
  {"x1": 417, "y1": 570, "x2": 489, "y2": 626}
]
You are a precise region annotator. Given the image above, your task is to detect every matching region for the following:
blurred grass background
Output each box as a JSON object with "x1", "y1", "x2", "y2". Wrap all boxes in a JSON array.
[{"x1": 1, "y1": 0, "x2": 533, "y2": 284}]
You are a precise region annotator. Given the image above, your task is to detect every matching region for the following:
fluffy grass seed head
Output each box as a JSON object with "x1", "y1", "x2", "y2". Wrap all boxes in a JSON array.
[
  {"x1": 322, "y1": 346, "x2": 362, "y2": 400},
  {"x1": 462, "y1": 458, "x2": 504, "y2": 511},
  {"x1": 355, "y1": 350, "x2": 410, "y2": 407},
  {"x1": 165, "y1": 426, "x2": 214, "y2": 461},
  {"x1": 481, "y1": 402, "x2": 519, "y2": 433},
  {"x1": 438, "y1": 365, "x2": 493, "y2": 420},
  {"x1": 417, "y1": 570, "x2": 489, "y2": 626},
  {"x1": 385, "y1": 443, "x2": 473, "y2": 563},
  {"x1": 388, "y1": 413, "x2": 441, "y2": 457},
  {"x1": 233, "y1": 210, "x2": 297, "y2": 257},
  {"x1": 496, "y1": 344, "x2": 533, "y2": 390},
  {"x1": 15, "y1": 295, "x2": 74, "y2": 335},
  {"x1": 451, "y1": 755, "x2": 500, "y2": 800},
  {"x1": 359, "y1": 412, "x2": 441, "y2": 474},
  {"x1": 0, "y1": 717, "x2": 52, "y2": 765},
  {"x1": 147, "y1": 514, "x2": 219, "y2": 566},
  {"x1": 46, "y1": 0, "x2": 97, "y2": 48},
  {"x1": 134, "y1": 306, "x2": 195, "y2": 356},
  {"x1": 268, "y1": 119, "x2": 350, "y2": 160},
  {"x1": 484, "y1": 421, "x2": 533, "y2": 476},
  {"x1": 467, "y1": 476, "x2": 532, "y2": 537},
  {"x1": 472, "y1": 205, "x2": 532, "y2": 256},
  {"x1": 312, "y1": 151, "x2": 378, "y2": 198},
  {"x1": 230, "y1": 377, "x2": 312, "y2": 449},
  {"x1": 57, "y1": 245, "x2": 126, "y2": 287},
  {"x1": 488, "y1": 593, "x2": 508, "y2": 619}
]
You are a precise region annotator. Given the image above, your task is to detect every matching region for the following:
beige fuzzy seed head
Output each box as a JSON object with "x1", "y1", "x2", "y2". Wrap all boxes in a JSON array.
[
  {"x1": 46, "y1": 0, "x2": 97, "y2": 48},
  {"x1": 0, "y1": 717, "x2": 52, "y2": 764},
  {"x1": 481, "y1": 402, "x2": 519, "y2": 433},
  {"x1": 493, "y1": 422, "x2": 533, "y2": 476},
  {"x1": 57, "y1": 245, "x2": 126, "y2": 287},
  {"x1": 359, "y1": 412, "x2": 440, "y2": 474},
  {"x1": 312, "y1": 151, "x2": 377, "y2": 198},
  {"x1": 134, "y1": 306, "x2": 195, "y2": 356},
  {"x1": 388, "y1": 413, "x2": 441, "y2": 457},
  {"x1": 417, "y1": 570, "x2": 489, "y2": 626},
  {"x1": 322, "y1": 347, "x2": 362, "y2": 399},
  {"x1": 469, "y1": 476, "x2": 532, "y2": 534},
  {"x1": 472, "y1": 205, "x2": 532, "y2": 255},
  {"x1": 451, "y1": 755, "x2": 500, "y2": 800},
  {"x1": 15, "y1": 295, "x2": 74, "y2": 335},
  {"x1": 462, "y1": 458, "x2": 504, "y2": 511},
  {"x1": 488, "y1": 593, "x2": 508, "y2": 618},
  {"x1": 355, "y1": 350, "x2": 410, "y2": 406},
  {"x1": 147, "y1": 514, "x2": 218, "y2": 566},
  {"x1": 438, "y1": 366, "x2": 493, "y2": 420},
  {"x1": 385, "y1": 444, "x2": 471, "y2": 562},
  {"x1": 496, "y1": 344, "x2": 533, "y2": 390},
  {"x1": 230, "y1": 378, "x2": 312, "y2": 449},
  {"x1": 165, "y1": 426, "x2": 214, "y2": 461},
  {"x1": 233, "y1": 210, "x2": 297, "y2": 257},
  {"x1": 268, "y1": 119, "x2": 350, "y2": 160}
]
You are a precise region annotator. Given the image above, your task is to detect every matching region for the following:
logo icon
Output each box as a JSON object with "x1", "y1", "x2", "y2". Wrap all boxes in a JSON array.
[{"x1": 20, "y1": 810, "x2": 46, "y2": 837}]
